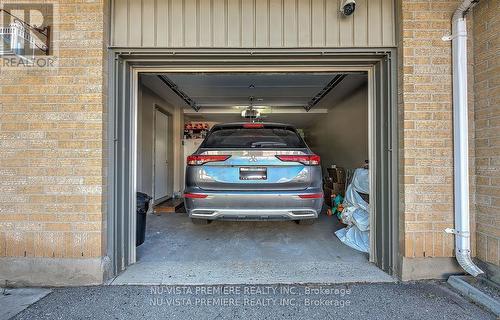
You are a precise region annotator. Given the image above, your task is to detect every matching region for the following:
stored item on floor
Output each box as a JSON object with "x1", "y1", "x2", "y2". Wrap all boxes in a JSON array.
[
  {"x1": 352, "y1": 207, "x2": 369, "y2": 231},
  {"x1": 343, "y1": 167, "x2": 370, "y2": 211},
  {"x1": 136, "y1": 192, "x2": 152, "y2": 246},
  {"x1": 154, "y1": 198, "x2": 184, "y2": 214},
  {"x1": 326, "y1": 194, "x2": 343, "y2": 217},
  {"x1": 323, "y1": 186, "x2": 333, "y2": 206},
  {"x1": 332, "y1": 194, "x2": 344, "y2": 216},
  {"x1": 344, "y1": 184, "x2": 369, "y2": 212},
  {"x1": 332, "y1": 183, "x2": 345, "y2": 196},
  {"x1": 323, "y1": 179, "x2": 345, "y2": 205},
  {"x1": 339, "y1": 206, "x2": 355, "y2": 225},
  {"x1": 335, "y1": 224, "x2": 369, "y2": 253},
  {"x1": 324, "y1": 165, "x2": 346, "y2": 200},
  {"x1": 327, "y1": 165, "x2": 346, "y2": 184},
  {"x1": 335, "y1": 168, "x2": 370, "y2": 253},
  {"x1": 363, "y1": 159, "x2": 369, "y2": 169},
  {"x1": 351, "y1": 167, "x2": 369, "y2": 193}
]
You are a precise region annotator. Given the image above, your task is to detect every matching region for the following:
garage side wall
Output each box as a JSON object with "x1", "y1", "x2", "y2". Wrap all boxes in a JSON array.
[
  {"x1": 137, "y1": 83, "x2": 185, "y2": 198},
  {"x1": 472, "y1": 0, "x2": 500, "y2": 273},
  {"x1": 111, "y1": 0, "x2": 396, "y2": 48},
  {"x1": 306, "y1": 84, "x2": 369, "y2": 169},
  {"x1": 0, "y1": 1, "x2": 109, "y2": 286}
]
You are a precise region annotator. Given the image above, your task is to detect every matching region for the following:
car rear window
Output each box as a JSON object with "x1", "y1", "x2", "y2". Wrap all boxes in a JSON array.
[{"x1": 201, "y1": 126, "x2": 306, "y2": 149}]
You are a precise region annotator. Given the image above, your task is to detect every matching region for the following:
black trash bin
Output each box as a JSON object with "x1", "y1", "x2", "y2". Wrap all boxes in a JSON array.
[{"x1": 136, "y1": 192, "x2": 152, "y2": 246}]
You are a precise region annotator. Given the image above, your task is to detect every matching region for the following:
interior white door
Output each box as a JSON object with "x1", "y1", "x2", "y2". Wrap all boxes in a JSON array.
[{"x1": 154, "y1": 110, "x2": 169, "y2": 201}]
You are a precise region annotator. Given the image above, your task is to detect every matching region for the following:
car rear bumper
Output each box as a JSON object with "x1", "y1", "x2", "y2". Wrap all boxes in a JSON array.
[{"x1": 184, "y1": 189, "x2": 323, "y2": 221}]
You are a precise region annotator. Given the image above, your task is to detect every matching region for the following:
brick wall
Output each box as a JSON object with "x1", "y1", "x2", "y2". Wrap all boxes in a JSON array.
[
  {"x1": 472, "y1": 0, "x2": 500, "y2": 266},
  {"x1": 0, "y1": 0, "x2": 107, "y2": 259},
  {"x1": 400, "y1": 0, "x2": 462, "y2": 258},
  {"x1": 0, "y1": 0, "x2": 495, "y2": 280}
]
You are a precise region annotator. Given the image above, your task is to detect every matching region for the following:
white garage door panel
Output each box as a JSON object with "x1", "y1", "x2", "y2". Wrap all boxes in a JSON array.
[{"x1": 111, "y1": 0, "x2": 396, "y2": 48}]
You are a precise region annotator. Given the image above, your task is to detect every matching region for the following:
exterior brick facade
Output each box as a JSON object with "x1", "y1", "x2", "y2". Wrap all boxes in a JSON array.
[
  {"x1": 0, "y1": 0, "x2": 107, "y2": 260},
  {"x1": 472, "y1": 0, "x2": 500, "y2": 267},
  {"x1": 0, "y1": 0, "x2": 497, "y2": 284},
  {"x1": 400, "y1": 0, "x2": 499, "y2": 272},
  {"x1": 400, "y1": 0, "x2": 460, "y2": 259}
]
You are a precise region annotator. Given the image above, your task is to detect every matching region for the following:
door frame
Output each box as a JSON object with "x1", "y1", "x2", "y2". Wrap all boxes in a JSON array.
[
  {"x1": 107, "y1": 48, "x2": 399, "y2": 278},
  {"x1": 152, "y1": 105, "x2": 172, "y2": 205}
]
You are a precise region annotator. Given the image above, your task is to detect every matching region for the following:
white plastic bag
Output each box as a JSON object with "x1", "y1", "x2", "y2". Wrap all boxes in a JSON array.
[
  {"x1": 336, "y1": 167, "x2": 370, "y2": 254},
  {"x1": 335, "y1": 225, "x2": 369, "y2": 253},
  {"x1": 343, "y1": 168, "x2": 369, "y2": 211},
  {"x1": 343, "y1": 184, "x2": 369, "y2": 212},
  {"x1": 340, "y1": 206, "x2": 356, "y2": 225},
  {"x1": 351, "y1": 168, "x2": 369, "y2": 194},
  {"x1": 352, "y1": 208, "x2": 370, "y2": 232}
]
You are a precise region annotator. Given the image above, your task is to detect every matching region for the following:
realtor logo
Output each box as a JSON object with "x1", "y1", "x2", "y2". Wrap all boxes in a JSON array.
[{"x1": 0, "y1": 2, "x2": 57, "y2": 68}]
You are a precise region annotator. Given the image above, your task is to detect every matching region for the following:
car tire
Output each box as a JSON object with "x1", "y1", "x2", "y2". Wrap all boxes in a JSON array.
[
  {"x1": 191, "y1": 218, "x2": 211, "y2": 225},
  {"x1": 296, "y1": 219, "x2": 316, "y2": 225}
]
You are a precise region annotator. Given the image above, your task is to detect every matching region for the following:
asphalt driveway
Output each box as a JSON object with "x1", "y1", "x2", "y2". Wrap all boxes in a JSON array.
[{"x1": 12, "y1": 282, "x2": 495, "y2": 320}]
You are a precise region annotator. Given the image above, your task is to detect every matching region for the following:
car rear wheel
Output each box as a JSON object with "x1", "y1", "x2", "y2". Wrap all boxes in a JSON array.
[
  {"x1": 296, "y1": 219, "x2": 316, "y2": 225},
  {"x1": 191, "y1": 218, "x2": 211, "y2": 225}
]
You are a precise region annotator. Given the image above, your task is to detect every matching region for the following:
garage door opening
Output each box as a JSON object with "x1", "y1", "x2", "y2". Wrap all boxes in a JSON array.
[
  {"x1": 107, "y1": 51, "x2": 398, "y2": 283},
  {"x1": 110, "y1": 69, "x2": 394, "y2": 285}
]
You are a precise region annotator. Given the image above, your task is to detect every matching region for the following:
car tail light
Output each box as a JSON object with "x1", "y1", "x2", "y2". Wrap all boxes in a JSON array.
[
  {"x1": 276, "y1": 154, "x2": 321, "y2": 165},
  {"x1": 242, "y1": 123, "x2": 264, "y2": 128},
  {"x1": 183, "y1": 193, "x2": 208, "y2": 199},
  {"x1": 187, "y1": 155, "x2": 231, "y2": 166},
  {"x1": 298, "y1": 193, "x2": 323, "y2": 199}
]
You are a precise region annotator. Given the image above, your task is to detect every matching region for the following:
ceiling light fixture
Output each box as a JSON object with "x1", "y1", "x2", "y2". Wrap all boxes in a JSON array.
[
  {"x1": 233, "y1": 105, "x2": 271, "y2": 110},
  {"x1": 241, "y1": 109, "x2": 260, "y2": 119}
]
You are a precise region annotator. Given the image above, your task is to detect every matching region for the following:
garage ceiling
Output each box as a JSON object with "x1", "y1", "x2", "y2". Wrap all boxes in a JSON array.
[
  {"x1": 160, "y1": 72, "x2": 350, "y2": 108},
  {"x1": 141, "y1": 72, "x2": 368, "y2": 128}
]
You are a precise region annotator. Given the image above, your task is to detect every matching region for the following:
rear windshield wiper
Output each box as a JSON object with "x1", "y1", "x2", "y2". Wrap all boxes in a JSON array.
[{"x1": 251, "y1": 141, "x2": 288, "y2": 148}]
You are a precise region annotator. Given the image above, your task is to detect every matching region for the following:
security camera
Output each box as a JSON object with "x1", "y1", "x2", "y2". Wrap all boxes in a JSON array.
[{"x1": 340, "y1": 0, "x2": 356, "y2": 16}]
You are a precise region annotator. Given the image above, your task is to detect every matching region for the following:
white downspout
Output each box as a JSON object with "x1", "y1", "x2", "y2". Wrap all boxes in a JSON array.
[{"x1": 446, "y1": 0, "x2": 484, "y2": 276}]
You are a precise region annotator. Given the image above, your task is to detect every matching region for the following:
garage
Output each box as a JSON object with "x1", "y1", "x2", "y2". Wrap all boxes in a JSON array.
[
  {"x1": 107, "y1": 52, "x2": 397, "y2": 284},
  {"x1": 2, "y1": 0, "x2": 497, "y2": 297},
  {"x1": 103, "y1": 0, "x2": 398, "y2": 286}
]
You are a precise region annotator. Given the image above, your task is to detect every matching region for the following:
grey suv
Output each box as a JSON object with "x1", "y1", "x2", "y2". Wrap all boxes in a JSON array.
[{"x1": 184, "y1": 122, "x2": 323, "y2": 224}]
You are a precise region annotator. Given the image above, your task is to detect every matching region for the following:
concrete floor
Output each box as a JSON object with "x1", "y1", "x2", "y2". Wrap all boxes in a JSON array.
[{"x1": 111, "y1": 211, "x2": 394, "y2": 285}]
